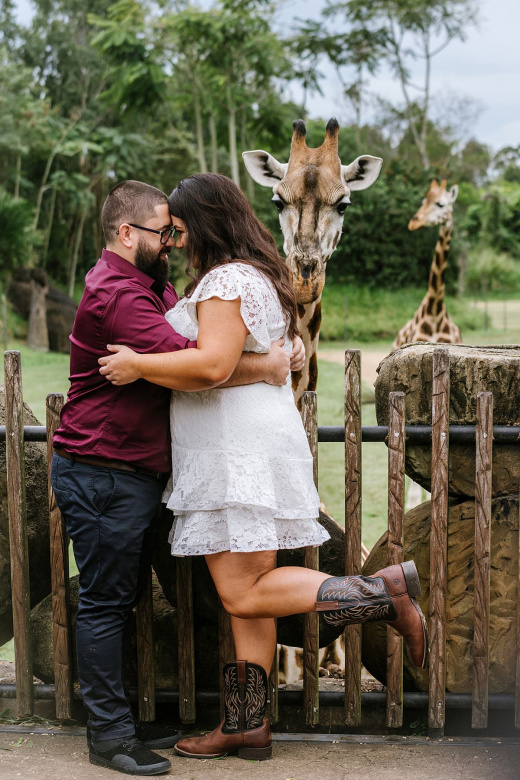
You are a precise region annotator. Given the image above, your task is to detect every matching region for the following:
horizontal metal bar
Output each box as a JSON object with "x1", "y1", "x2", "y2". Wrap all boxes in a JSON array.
[
  {"x1": 0, "y1": 425, "x2": 48, "y2": 442},
  {"x1": 319, "y1": 425, "x2": 520, "y2": 445},
  {"x1": 0, "y1": 684, "x2": 514, "y2": 711},
  {"x1": 2, "y1": 425, "x2": 520, "y2": 446}
]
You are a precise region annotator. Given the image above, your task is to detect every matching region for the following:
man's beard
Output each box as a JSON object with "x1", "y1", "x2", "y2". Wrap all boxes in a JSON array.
[{"x1": 135, "y1": 238, "x2": 169, "y2": 291}]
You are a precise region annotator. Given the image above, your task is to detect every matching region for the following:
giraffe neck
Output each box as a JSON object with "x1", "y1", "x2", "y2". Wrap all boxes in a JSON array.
[
  {"x1": 424, "y1": 222, "x2": 452, "y2": 316},
  {"x1": 292, "y1": 298, "x2": 321, "y2": 410}
]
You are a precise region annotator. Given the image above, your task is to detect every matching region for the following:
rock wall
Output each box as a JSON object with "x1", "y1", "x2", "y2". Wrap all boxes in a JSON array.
[
  {"x1": 361, "y1": 496, "x2": 518, "y2": 693},
  {"x1": 375, "y1": 343, "x2": 520, "y2": 498}
]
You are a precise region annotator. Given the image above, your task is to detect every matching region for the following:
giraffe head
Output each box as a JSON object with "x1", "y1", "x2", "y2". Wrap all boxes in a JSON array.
[
  {"x1": 408, "y1": 179, "x2": 459, "y2": 232},
  {"x1": 243, "y1": 119, "x2": 383, "y2": 304}
]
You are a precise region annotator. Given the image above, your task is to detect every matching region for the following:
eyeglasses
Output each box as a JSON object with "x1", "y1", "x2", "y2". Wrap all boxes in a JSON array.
[{"x1": 116, "y1": 223, "x2": 180, "y2": 245}]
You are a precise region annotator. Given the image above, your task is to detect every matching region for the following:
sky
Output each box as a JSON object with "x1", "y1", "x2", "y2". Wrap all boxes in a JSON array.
[{"x1": 13, "y1": 0, "x2": 520, "y2": 153}]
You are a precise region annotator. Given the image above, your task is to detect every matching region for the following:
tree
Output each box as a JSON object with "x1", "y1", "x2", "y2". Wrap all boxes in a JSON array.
[{"x1": 322, "y1": 0, "x2": 479, "y2": 168}]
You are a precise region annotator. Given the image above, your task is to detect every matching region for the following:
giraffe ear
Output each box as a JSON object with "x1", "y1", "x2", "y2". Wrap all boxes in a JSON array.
[
  {"x1": 242, "y1": 150, "x2": 288, "y2": 187},
  {"x1": 449, "y1": 184, "x2": 459, "y2": 203},
  {"x1": 341, "y1": 155, "x2": 383, "y2": 191}
]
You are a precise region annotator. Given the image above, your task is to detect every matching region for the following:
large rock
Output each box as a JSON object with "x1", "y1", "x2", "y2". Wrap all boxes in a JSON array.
[
  {"x1": 152, "y1": 506, "x2": 346, "y2": 648},
  {"x1": 361, "y1": 496, "x2": 518, "y2": 693},
  {"x1": 31, "y1": 574, "x2": 221, "y2": 690},
  {"x1": 375, "y1": 343, "x2": 520, "y2": 498},
  {"x1": 0, "y1": 388, "x2": 51, "y2": 646}
]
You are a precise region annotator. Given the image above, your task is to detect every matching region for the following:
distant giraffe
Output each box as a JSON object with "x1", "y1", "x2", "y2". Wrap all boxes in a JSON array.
[
  {"x1": 393, "y1": 179, "x2": 462, "y2": 349},
  {"x1": 243, "y1": 118, "x2": 382, "y2": 408}
]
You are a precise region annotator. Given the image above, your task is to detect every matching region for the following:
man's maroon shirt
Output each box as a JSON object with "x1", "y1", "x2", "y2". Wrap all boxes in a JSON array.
[{"x1": 53, "y1": 249, "x2": 195, "y2": 472}]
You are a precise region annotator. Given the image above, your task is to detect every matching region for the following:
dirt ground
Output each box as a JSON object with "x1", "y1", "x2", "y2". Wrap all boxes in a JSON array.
[
  {"x1": 0, "y1": 732, "x2": 519, "y2": 780},
  {"x1": 318, "y1": 349, "x2": 386, "y2": 388}
]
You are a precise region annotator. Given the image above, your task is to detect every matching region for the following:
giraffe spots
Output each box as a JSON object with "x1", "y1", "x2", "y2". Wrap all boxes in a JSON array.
[
  {"x1": 291, "y1": 369, "x2": 302, "y2": 393},
  {"x1": 308, "y1": 303, "x2": 322, "y2": 341},
  {"x1": 421, "y1": 321, "x2": 433, "y2": 336},
  {"x1": 308, "y1": 352, "x2": 318, "y2": 391},
  {"x1": 297, "y1": 304, "x2": 306, "y2": 318},
  {"x1": 430, "y1": 273, "x2": 438, "y2": 292}
]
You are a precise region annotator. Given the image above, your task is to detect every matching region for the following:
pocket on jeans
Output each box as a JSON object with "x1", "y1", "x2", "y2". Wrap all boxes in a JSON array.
[
  {"x1": 89, "y1": 469, "x2": 117, "y2": 515},
  {"x1": 51, "y1": 454, "x2": 73, "y2": 496}
]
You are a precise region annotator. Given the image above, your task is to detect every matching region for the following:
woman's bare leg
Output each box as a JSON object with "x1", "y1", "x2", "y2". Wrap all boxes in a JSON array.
[
  {"x1": 230, "y1": 616, "x2": 277, "y2": 674},
  {"x1": 205, "y1": 549, "x2": 329, "y2": 621},
  {"x1": 205, "y1": 549, "x2": 327, "y2": 674}
]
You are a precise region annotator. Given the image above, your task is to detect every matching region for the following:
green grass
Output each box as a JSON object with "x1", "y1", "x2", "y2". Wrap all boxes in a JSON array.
[
  {"x1": 2, "y1": 341, "x2": 70, "y2": 423},
  {"x1": 320, "y1": 284, "x2": 489, "y2": 342},
  {"x1": 316, "y1": 359, "x2": 388, "y2": 549}
]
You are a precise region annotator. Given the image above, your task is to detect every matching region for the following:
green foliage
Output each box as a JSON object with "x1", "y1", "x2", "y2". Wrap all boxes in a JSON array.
[
  {"x1": 465, "y1": 248, "x2": 520, "y2": 295},
  {"x1": 0, "y1": 189, "x2": 34, "y2": 275},
  {"x1": 461, "y1": 181, "x2": 520, "y2": 257}
]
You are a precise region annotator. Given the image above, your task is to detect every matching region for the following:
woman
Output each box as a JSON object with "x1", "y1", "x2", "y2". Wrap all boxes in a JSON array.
[{"x1": 99, "y1": 173, "x2": 428, "y2": 761}]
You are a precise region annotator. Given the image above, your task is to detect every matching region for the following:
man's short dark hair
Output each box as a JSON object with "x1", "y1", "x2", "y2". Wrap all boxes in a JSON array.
[{"x1": 102, "y1": 180, "x2": 168, "y2": 243}]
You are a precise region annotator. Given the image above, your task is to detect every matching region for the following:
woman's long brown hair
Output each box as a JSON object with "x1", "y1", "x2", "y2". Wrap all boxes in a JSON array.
[{"x1": 169, "y1": 173, "x2": 298, "y2": 339}]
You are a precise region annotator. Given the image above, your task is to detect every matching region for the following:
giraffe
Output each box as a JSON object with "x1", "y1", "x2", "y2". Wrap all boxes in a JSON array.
[
  {"x1": 393, "y1": 179, "x2": 462, "y2": 349},
  {"x1": 244, "y1": 120, "x2": 379, "y2": 682},
  {"x1": 243, "y1": 118, "x2": 382, "y2": 408}
]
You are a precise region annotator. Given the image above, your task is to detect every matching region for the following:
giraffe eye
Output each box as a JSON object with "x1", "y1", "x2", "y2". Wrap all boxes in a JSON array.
[
  {"x1": 435, "y1": 202, "x2": 445, "y2": 207},
  {"x1": 271, "y1": 196, "x2": 285, "y2": 213},
  {"x1": 336, "y1": 200, "x2": 350, "y2": 215}
]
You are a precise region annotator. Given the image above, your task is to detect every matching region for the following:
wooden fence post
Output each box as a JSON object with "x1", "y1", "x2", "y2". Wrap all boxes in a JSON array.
[
  {"x1": 302, "y1": 390, "x2": 319, "y2": 726},
  {"x1": 46, "y1": 393, "x2": 74, "y2": 720},
  {"x1": 218, "y1": 601, "x2": 235, "y2": 720},
  {"x1": 176, "y1": 557, "x2": 196, "y2": 723},
  {"x1": 516, "y1": 490, "x2": 520, "y2": 729},
  {"x1": 344, "y1": 350, "x2": 362, "y2": 726},
  {"x1": 136, "y1": 569, "x2": 155, "y2": 722},
  {"x1": 472, "y1": 392, "x2": 493, "y2": 728},
  {"x1": 386, "y1": 391, "x2": 405, "y2": 728},
  {"x1": 4, "y1": 350, "x2": 34, "y2": 717},
  {"x1": 428, "y1": 348, "x2": 450, "y2": 737}
]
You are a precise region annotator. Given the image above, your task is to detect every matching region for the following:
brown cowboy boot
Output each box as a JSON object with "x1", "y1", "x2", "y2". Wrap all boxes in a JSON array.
[
  {"x1": 174, "y1": 660, "x2": 272, "y2": 761},
  {"x1": 315, "y1": 560, "x2": 429, "y2": 668}
]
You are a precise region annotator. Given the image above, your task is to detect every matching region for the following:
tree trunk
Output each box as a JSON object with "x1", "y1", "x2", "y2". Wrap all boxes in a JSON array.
[
  {"x1": 42, "y1": 186, "x2": 57, "y2": 269},
  {"x1": 68, "y1": 204, "x2": 88, "y2": 298},
  {"x1": 27, "y1": 277, "x2": 49, "y2": 352},
  {"x1": 209, "y1": 112, "x2": 218, "y2": 173},
  {"x1": 193, "y1": 86, "x2": 208, "y2": 174},
  {"x1": 227, "y1": 85, "x2": 240, "y2": 187},
  {"x1": 240, "y1": 111, "x2": 254, "y2": 201}
]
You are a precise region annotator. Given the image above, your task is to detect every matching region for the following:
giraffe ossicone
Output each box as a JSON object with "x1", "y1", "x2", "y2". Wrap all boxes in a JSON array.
[
  {"x1": 393, "y1": 179, "x2": 462, "y2": 350},
  {"x1": 243, "y1": 118, "x2": 383, "y2": 406}
]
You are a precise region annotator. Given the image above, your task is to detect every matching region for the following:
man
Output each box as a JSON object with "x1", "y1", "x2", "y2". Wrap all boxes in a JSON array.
[{"x1": 51, "y1": 180, "x2": 304, "y2": 776}]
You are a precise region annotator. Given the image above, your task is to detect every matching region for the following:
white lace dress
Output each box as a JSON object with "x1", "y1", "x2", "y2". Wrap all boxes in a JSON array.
[{"x1": 163, "y1": 262, "x2": 329, "y2": 556}]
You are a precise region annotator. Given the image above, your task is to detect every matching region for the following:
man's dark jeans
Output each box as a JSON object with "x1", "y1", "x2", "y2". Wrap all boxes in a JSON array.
[{"x1": 50, "y1": 452, "x2": 163, "y2": 741}]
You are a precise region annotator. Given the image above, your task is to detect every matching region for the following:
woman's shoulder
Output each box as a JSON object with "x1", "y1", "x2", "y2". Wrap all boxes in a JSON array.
[{"x1": 199, "y1": 261, "x2": 266, "y2": 289}]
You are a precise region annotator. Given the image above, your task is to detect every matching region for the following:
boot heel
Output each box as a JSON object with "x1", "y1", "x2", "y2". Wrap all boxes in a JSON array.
[
  {"x1": 238, "y1": 745, "x2": 272, "y2": 761},
  {"x1": 401, "y1": 561, "x2": 421, "y2": 598}
]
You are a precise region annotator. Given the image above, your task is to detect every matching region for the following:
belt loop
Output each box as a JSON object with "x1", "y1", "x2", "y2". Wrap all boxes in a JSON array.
[{"x1": 70, "y1": 453, "x2": 75, "y2": 466}]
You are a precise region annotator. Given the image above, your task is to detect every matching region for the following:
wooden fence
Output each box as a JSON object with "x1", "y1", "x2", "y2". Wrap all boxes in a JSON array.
[{"x1": 1, "y1": 348, "x2": 519, "y2": 736}]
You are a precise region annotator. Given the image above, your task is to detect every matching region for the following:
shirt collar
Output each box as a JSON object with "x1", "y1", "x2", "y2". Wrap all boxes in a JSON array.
[{"x1": 101, "y1": 248, "x2": 156, "y2": 289}]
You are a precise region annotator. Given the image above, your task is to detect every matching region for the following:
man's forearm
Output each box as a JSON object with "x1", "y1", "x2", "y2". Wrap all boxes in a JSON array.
[{"x1": 219, "y1": 352, "x2": 270, "y2": 388}]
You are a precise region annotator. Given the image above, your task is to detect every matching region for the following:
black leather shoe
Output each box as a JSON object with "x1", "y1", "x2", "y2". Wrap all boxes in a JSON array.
[
  {"x1": 87, "y1": 721, "x2": 179, "y2": 750},
  {"x1": 135, "y1": 720, "x2": 180, "y2": 749},
  {"x1": 89, "y1": 736, "x2": 171, "y2": 776}
]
